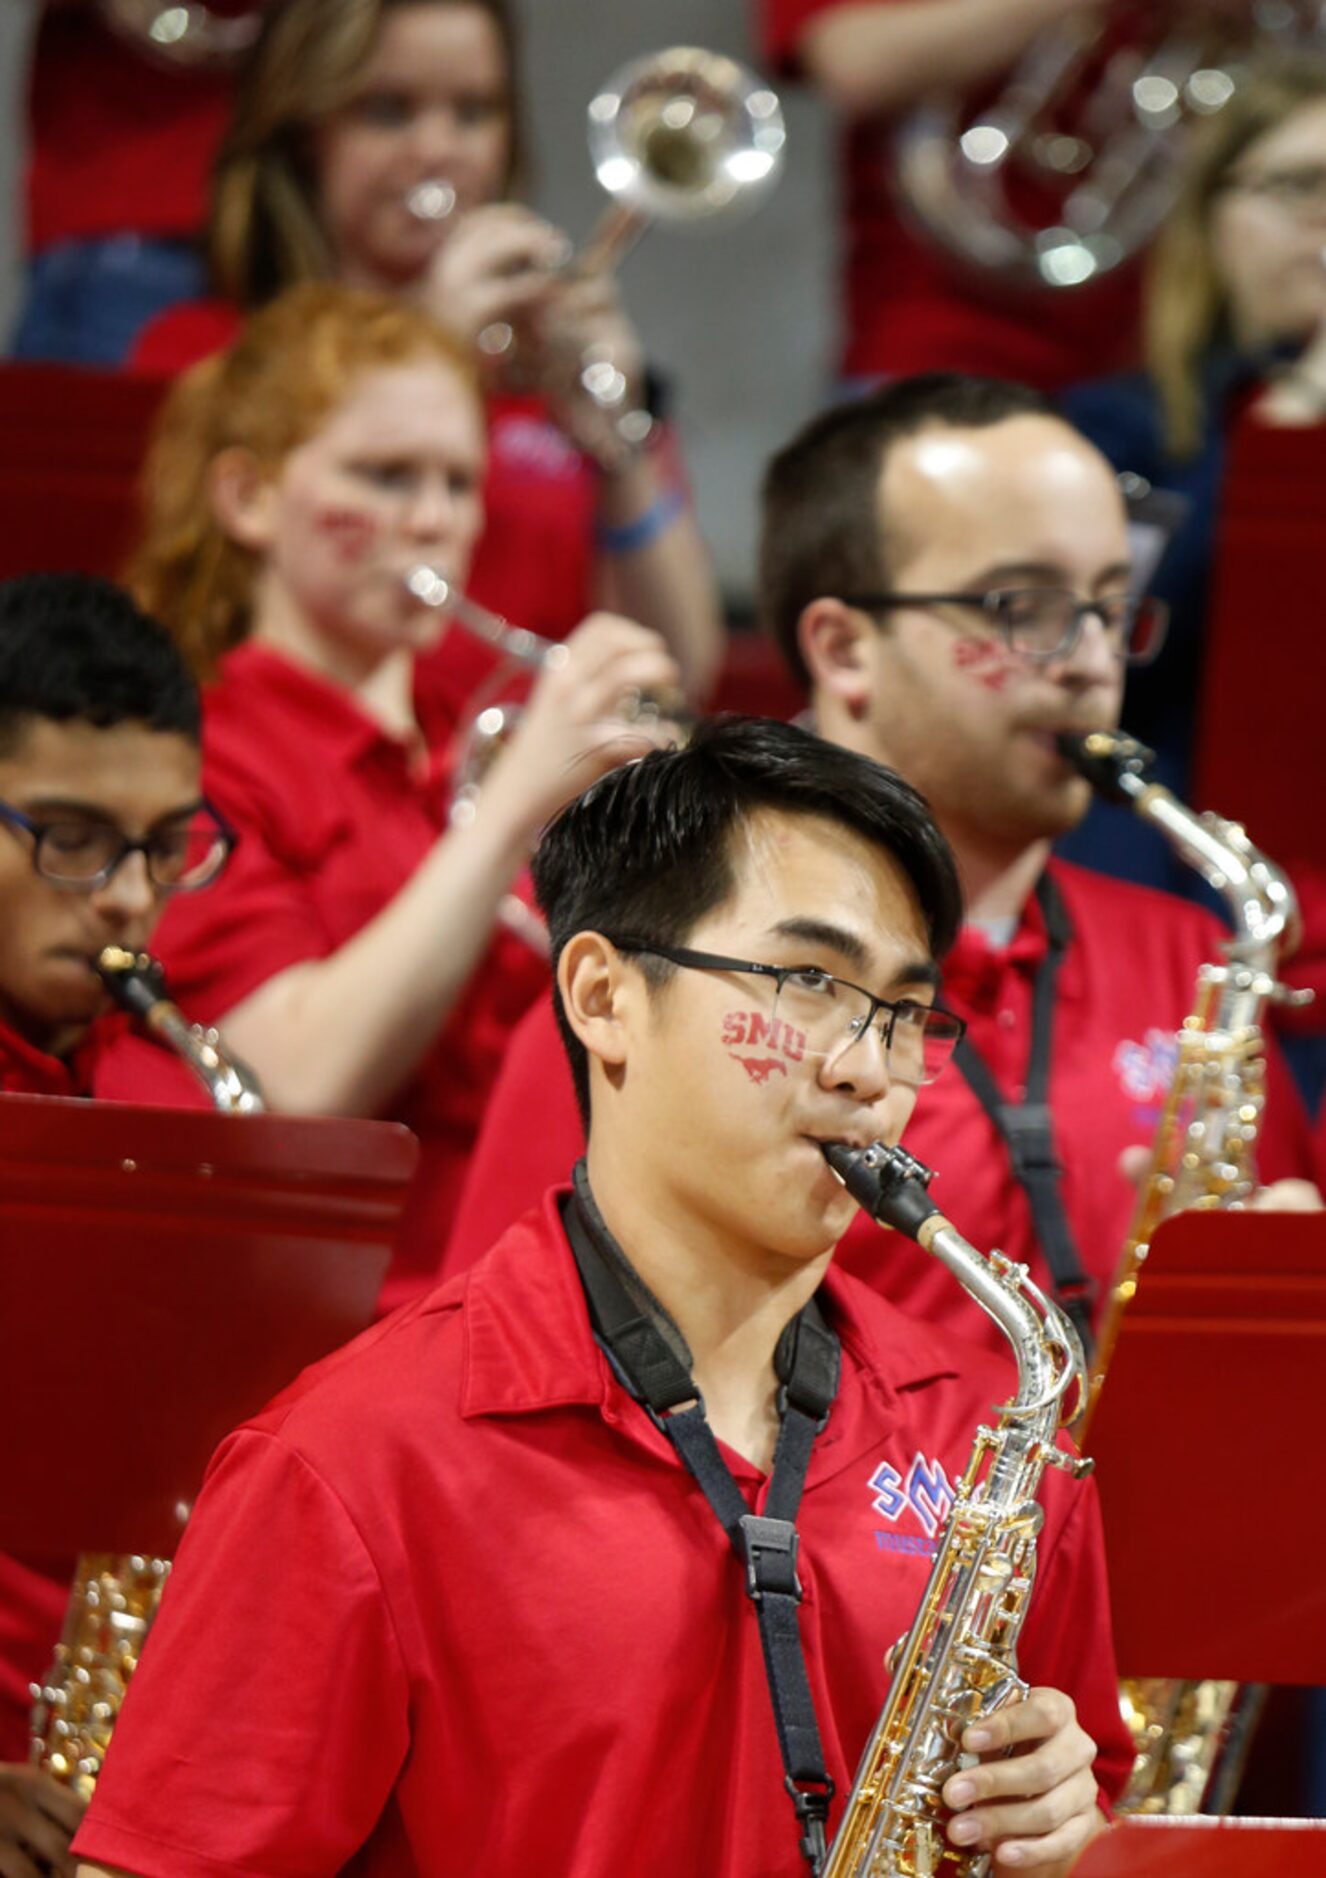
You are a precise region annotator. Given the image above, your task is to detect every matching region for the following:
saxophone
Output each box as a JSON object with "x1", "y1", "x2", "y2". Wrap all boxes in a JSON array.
[
  {"x1": 29, "y1": 951, "x2": 266, "y2": 1798},
  {"x1": 1060, "y1": 728, "x2": 1310, "y2": 1816},
  {"x1": 821, "y1": 1142, "x2": 1094, "y2": 1878}
]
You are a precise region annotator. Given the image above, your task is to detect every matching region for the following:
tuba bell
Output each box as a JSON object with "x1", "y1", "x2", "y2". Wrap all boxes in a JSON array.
[{"x1": 891, "y1": 2, "x2": 1326, "y2": 289}]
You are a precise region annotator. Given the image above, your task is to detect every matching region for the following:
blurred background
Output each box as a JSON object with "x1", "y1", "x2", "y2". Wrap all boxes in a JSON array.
[{"x1": 0, "y1": 0, "x2": 834, "y2": 607}]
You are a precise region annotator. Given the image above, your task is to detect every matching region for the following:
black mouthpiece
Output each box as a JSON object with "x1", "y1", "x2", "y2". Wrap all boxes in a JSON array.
[
  {"x1": 822, "y1": 1142, "x2": 941, "y2": 1241},
  {"x1": 1056, "y1": 729, "x2": 1156, "y2": 805},
  {"x1": 96, "y1": 948, "x2": 168, "y2": 1022}
]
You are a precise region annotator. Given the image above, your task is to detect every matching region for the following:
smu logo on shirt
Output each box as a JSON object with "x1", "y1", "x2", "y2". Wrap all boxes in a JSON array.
[
  {"x1": 868, "y1": 1452, "x2": 955, "y2": 1559},
  {"x1": 1112, "y1": 1027, "x2": 1180, "y2": 1123}
]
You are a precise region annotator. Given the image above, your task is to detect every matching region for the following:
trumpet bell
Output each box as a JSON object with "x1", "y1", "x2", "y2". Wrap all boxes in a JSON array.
[{"x1": 587, "y1": 46, "x2": 787, "y2": 225}]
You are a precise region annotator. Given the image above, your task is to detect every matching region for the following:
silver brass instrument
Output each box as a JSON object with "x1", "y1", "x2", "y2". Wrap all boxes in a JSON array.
[
  {"x1": 892, "y1": 4, "x2": 1326, "y2": 289},
  {"x1": 29, "y1": 951, "x2": 264, "y2": 1796},
  {"x1": 96, "y1": 0, "x2": 266, "y2": 69},
  {"x1": 1060, "y1": 727, "x2": 1310, "y2": 1816},
  {"x1": 95, "y1": 946, "x2": 266, "y2": 1114},
  {"x1": 821, "y1": 1142, "x2": 1093, "y2": 1876}
]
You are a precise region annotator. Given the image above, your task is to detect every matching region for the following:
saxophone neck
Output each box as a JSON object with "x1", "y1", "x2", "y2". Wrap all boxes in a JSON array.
[
  {"x1": 96, "y1": 946, "x2": 266, "y2": 1114},
  {"x1": 1059, "y1": 730, "x2": 1303, "y2": 966},
  {"x1": 824, "y1": 1142, "x2": 1090, "y2": 1437}
]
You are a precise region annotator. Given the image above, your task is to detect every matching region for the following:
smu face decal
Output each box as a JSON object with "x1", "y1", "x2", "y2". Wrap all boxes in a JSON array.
[{"x1": 869, "y1": 1452, "x2": 956, "y2": 1559}]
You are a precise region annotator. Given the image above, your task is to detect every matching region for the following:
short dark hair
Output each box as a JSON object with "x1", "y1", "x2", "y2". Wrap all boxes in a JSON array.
[
  {"x1": 0, "y1": 573, "x2": 201, "y2": 757},
  {"x1": 758, "y1": 374, "x2": 1056, "y2": 689},
  {"x1": 531, "y1": 715, "x2": 963, "y2": 1122}
]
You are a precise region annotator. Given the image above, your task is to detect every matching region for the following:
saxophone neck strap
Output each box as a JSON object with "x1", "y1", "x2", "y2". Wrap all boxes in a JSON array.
[
  {"x1": 952, "y1": 872, "x2": 1096, "y2": 1356},
  {"x1": 563, "y1": 1163, "x2": 839, "y2": 1874}
]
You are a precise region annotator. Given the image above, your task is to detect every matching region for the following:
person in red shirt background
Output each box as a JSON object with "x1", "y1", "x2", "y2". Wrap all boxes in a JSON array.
[
  {"x1": 757, "y1": 0, "x2": 1143, "y2": 390},
  {"x1": 72, "y1": 718, "x2": 1129, "y2": 1878},
  {"x1": 102, "y1": 281, "x2": 681, "y2": 1309},
  {"x1": 0, "y1": 569, "x2": 227, "y2": 1872},
  {"x1": 10, "y1": 1, "x2": 266, "y2": 365},
  {"x1": 130, "y1": 0, "x2": 725, "y2": 709},
  {"x1": 445, "y1": 375, "x2": 1318, "y2": 1354}
]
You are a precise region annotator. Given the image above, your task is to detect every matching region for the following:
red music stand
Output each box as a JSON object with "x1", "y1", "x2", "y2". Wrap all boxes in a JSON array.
[
  {"x1": 1084, "y1": 1211, "x2": 1326, "y2": 1686},
  {"x1": 1072, "y1": 1816, "x2": 1326, "y2": 1876},
  {"x1": 0, "y1": 1093, "x2": 417, "y2": 1557}
]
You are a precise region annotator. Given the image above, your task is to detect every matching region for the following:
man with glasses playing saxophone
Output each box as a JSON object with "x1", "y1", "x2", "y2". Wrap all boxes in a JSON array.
[
  {"x1": 452, "y1": 374, "x2": 1319, "y2": 1355},
  {"x1": 0, "y1": 571, "x2": 231, "y2": 1878},
  {"x1": 73, "y1": 717, "x2": 1132, "y2": 1876}
]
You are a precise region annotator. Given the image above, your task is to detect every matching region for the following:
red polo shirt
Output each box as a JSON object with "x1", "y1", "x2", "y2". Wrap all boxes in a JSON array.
[
  {"x1": 74, "y1": 1187, "x2": 1131, "y2": 1875},
  {"x1": 95, "y1": 642, "x2": 548, "y2": 1309},
  {"x1": 444, "y1": 863, "x2": 1313, "y2": 1353},
  {"x1": 758, "y1": 0, "x2": 1141, "y2": 388}
]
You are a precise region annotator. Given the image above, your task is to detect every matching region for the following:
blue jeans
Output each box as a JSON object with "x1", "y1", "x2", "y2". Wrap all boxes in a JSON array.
[{"x1": 8, "y1": 236, "x2": 207, "y2": 367}]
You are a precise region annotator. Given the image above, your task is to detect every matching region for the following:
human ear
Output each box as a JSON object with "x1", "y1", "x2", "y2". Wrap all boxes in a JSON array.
[
  {"x1": 207, "y1": 446, "x2": 279, "y2": 553},
  {"x1": 798, "y1": 598, "x2": 874, "y2": 716},
  {"x1": 557, "y1": 932, "x2": 633, "y2": 1076}
]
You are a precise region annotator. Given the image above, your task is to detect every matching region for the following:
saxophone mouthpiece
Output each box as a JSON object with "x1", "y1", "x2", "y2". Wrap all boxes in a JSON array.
[
  {"x1": 95, "y1": 945, "x2": 169, "y2": 1023},
  {"x1": 1056, "y1": 728, "x2": 1156, "y2": 805},
  {"x1": 823, "y1": 1141, "x2": 941, "y2": 1239}
]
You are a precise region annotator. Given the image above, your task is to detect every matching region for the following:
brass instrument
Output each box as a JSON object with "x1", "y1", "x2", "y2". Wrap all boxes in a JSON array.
[
  {"x1": 96, "y1": 0, "x2": 266, "y2": 69},
  {"x1": 406, "y1": 564, "x2": 686, "y2": 831},
  {"x1": 1061, "y1": 727, "x2": 1309, "y2": 1816},
  {"x1": 95, "y1": 946, "x2": 266, "y2": 1114},
  {"x1": 892, "y1": 4, "x2": 1326, "y2": 289},
  {"x1": 821, "y1": 1141, "x2": 1093, "y2": 1876},
  {"x1": 29, "y1": 954, "x2": 263, "y2": 1795}
]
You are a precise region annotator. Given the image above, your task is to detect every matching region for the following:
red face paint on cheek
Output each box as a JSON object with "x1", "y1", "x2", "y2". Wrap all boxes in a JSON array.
[
  {"x1": 953, "y1": 637, "x2": 1014, "y2": 693},
  {"x1": 314, "y1": 506, "x2": 381, "y2": 565},
  {"x1": 721, "y1": 1009, "x2": 806, "y2": 1083}
]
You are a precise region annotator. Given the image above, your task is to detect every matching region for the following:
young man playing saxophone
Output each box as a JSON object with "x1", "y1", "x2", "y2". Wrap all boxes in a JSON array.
[
  {"x1": 446, "y1": 375, "x2": 1319, "y2": 1352},
  {"x1": 0, "y1": 570, "x2": 230, "y2": 1878},
  {"x1": 74, "y1": 718, "x2": 1131, "y2": 1876}
]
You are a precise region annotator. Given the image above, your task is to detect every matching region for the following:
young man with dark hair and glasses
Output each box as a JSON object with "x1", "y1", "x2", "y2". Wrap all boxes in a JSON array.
[
  {"x1": 446, "y1": 373, "x2": 1317, "y2": 1351},
  {"x1": 0, "y1": 571, "x2": 231, "y2": 1101},
  {"x1": 73, "y1": 717, "x2": 1131, "y2": 1878},
  {"x1": 0, "y1": 570, "x2": 229, "y2": 1875}
]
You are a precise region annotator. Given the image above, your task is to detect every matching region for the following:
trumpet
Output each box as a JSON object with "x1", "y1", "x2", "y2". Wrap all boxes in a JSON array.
[
  {"x1": 96, "y1": 0, "x2": 266, "y2": 68},
  {"x1": 405, "y1": 566, "x2": 687, "y2": 823}
]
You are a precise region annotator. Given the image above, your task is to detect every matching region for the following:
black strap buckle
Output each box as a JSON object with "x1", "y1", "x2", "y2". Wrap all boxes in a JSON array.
[
  {"x1": 785, "y1": 1773, "x2": 835, "y2": 1870},
  {"x1": 740, "y1": 1514, "x2": 803, "y2": 1603},
  {"x1": 998, "y1": 1102, "x2": 1062, "y2": 1179}
]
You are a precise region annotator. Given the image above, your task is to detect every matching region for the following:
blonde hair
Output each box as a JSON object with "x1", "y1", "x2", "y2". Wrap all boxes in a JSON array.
[
  {"x1": 129, "y1": 283, "x2": 480, "y2": 678},
  {"x1": 209, "y1": 0, "x2": 522, "y2": 308},
  {"x1": 1146, "y1": 55, "x2": 1326, "y2": 458}
]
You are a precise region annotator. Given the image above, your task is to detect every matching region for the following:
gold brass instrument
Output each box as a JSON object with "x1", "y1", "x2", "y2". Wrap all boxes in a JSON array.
[
  {"x1": 450, "y1": 47, "x2": 785, "y2": 461},
  {"x1": 892, "y1": 4, "x2": 1326, "y2": 289},
  {"x1": 821, "y1": 1141, "x2": 1093, "y2": 1877},
  {"x1": 1060, "y1": 727, "x2": 1310, "y2": 1817},
  {"x1": 29, "y1": 953, "x2": 264, "y2": 1796},
  {"x1": 96, "y1": 0, "x2": 267, "y2": 69}
]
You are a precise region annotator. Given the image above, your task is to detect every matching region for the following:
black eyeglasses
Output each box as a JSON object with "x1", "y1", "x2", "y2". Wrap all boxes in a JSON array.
[
  {"x1": 840, "y1": 588, "x2": 1169, "y2": 667},
  {"x1": 607, "y1": 938, "x2": 965, "y2": 1086},
  {"x1": 0, "y1": 799, "x2": 236, "y2": 892}
]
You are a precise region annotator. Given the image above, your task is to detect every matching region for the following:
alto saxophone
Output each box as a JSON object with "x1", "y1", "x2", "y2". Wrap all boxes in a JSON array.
[
  {"x1": 29, "y1": 951, "x2": 266, "y2": 1798},
  {"x1": 821, "y1": 1142, "x2": 1093, "y2": 1878},
  {"x1": 1060, "y1": 729, "x2": 1311, "y2": 1816}
]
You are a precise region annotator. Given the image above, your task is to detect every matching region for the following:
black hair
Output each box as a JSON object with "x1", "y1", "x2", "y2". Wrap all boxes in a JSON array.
[
  {"x1": 0, "y1": 573, "x2": 201, "y2": 756},
  {"x1": 531, "y1": 714, "x2": 963, "y2": 1123},
  {"x1": 758, "y1": 373, "x2": 1057, "y2": 689}
]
